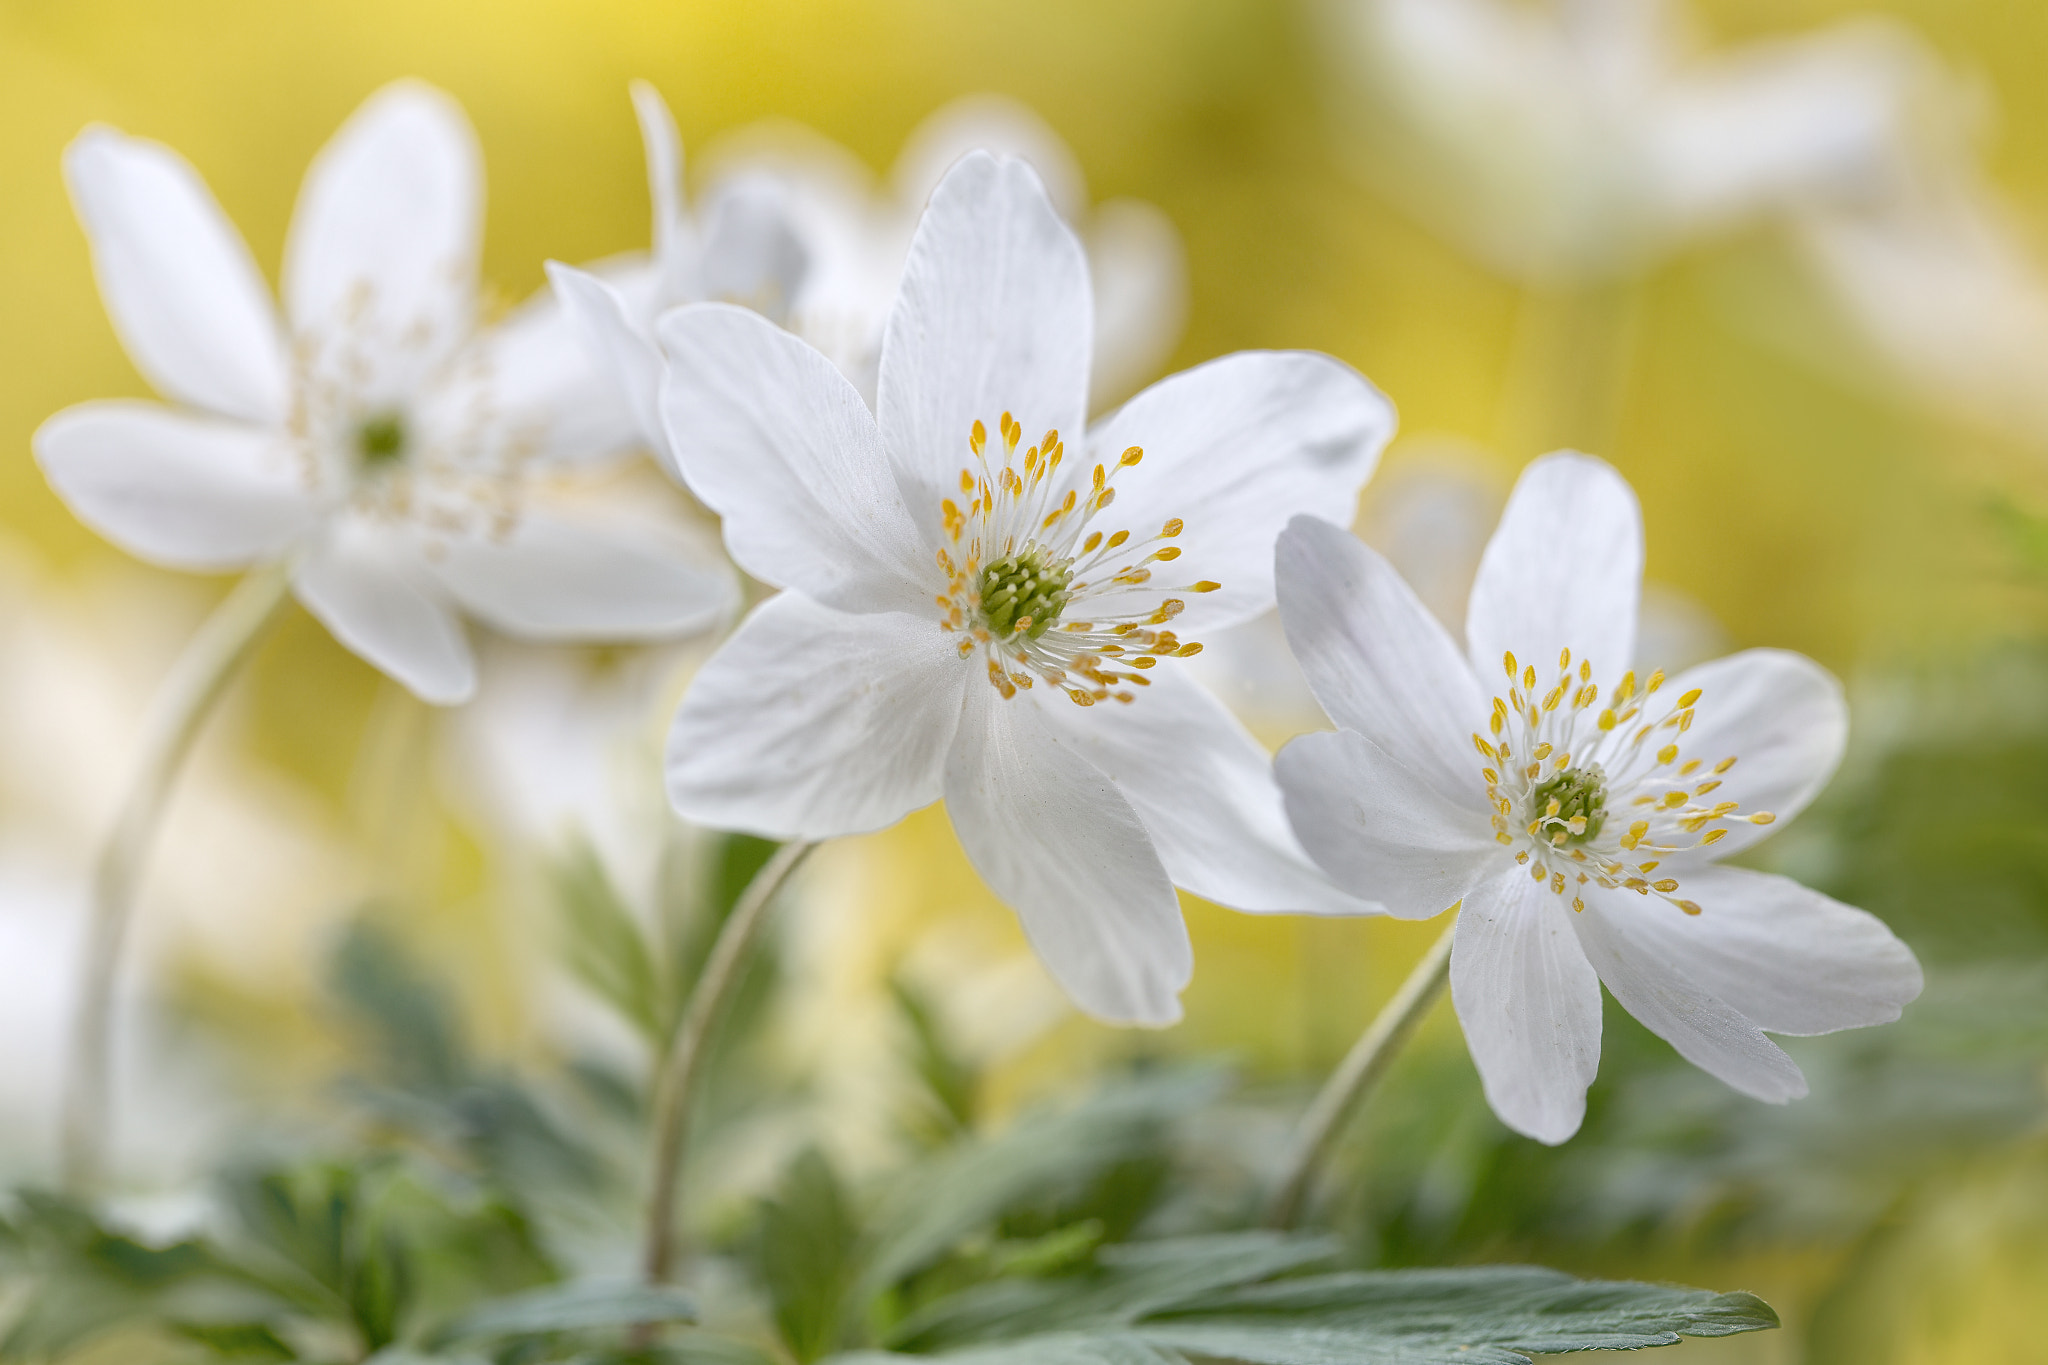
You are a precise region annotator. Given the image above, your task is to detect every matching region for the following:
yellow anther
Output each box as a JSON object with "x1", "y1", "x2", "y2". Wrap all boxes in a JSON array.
[
  {"x1": 1193, "y1": 581, "x2": 1221, "y2": 593},
  {"x1": 1694, "y1": 780, "x2": 1720, "y2": 794},
  {"x1": 1676, "y1": 900, "x2": 1702, "y2": 916},
  {"x1": 1092, "y1": 463, "x2": 1107, "y2": 490},
  {"x1": 1481, "y1": 768, "x2": 1499, "y2": 784},
  {"x1": 1598, "y1": 708, "x2": 1617, "y2": 731},
  {"x1": 1748, "y1": 812, "x2": 1776, "y2": 825},
  {"x1": 1515, "y1": 850, "x2": 1531, "y2": 865},
  {"x1": 1132, "y1": 656, "x2": 1157, "y2": 669},
  {"x1": 1161, "y1": 518, "x2": 1183, "y2": 537},
  {"x1": 1677, "y1": 688, "x2": 1702, "y2": 708},
  {"x1": 1120, "y1": 446, "x2": 1143, "y2": 466},
  {"x1": 1715, "y1": 756, "x2": 1738, "y2": 773},
  {"x1": 1082, "y1": 531, "x2": 1103, "y2": 553},
  {"x1": 1637, "y1": 860, "x2": 1659, "y2": 873},
  {"x1": 1567, "y1": 816, "x2": 1587, "y2": 834},
  {"x1": 1497, "y1": 832, "x2": 1514, "y2": 846},
  {"x1": 1106, "y1": 529, "x2": 1129, "y2": 550},
  {"x1": 1579, "y1": 659, "x2": 1592, "y2": 683},
  {"x1": 1152, "y1": 546, "x2": 1182, "y2": 561},
  {"x1": 1572, "y1": 896, "x2": 1585, "y2": 913},
  {"x1": 1504, "y1": 651, "x2": 1518, "y2": 679},
  {"x1": 1616, "y1": 670, "x2": 1636, "y2": 701},
  {"x1": 1473, "y1": 734, "x2": 1498, "y2": 759},
  {"x1": 1531, "y1": 862, "x2": 1547, "y2": 881},
  {"x1": 1660, "y1": 790, "x2": 1687, "y2": 809},
  {"x1": 1533, "y1": 742, "x2": 1553, "y2": 759},
  {"x1": 1646, "y1": 669, "x2": 1665, "y2": 693},
  {"x1": 1545, "y1": 797, "x2": 1562, "y2": 817},
  {"x1": 1489, "y1": 710, "x2": 1505, "y2": 736},
  {"x1": 1700, "y1": 828, "x2": 1727, "y2": 845},
  {"x1": 1523, "y1": 665, "x2": 1537, "y2": 689},
  {"x1": 1657, "y1": 744, "x2": 1679, "y2": 765},
  {"x1": 1679, "y1": 759, "x2": 1701, "y2": 776},
  {"x1": 1651, "y1": 878, "x2": 1679, "y2": 893},
  {"x1": 1559, "y1": 648, "x2": 1572, "y2": 671},
  {"x1": 1551, "y1": 872, "x2": 1566, "y2": 894}
]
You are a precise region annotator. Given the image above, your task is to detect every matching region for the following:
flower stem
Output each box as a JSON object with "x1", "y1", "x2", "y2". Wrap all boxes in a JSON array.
[
  {"x1": 640, "y1": 837, "x2": 816, "y2": 1283},
  {"x1": 61, "y1": 560, "x2": 296, "y2": 1190},
  {"x1": 1265, "y1": 915, "x2": 1458, "y2": 1229}
]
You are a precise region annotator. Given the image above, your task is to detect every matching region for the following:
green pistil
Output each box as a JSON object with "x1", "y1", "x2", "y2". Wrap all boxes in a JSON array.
[
  {"x1": 357, "y1": 411, "x2": 407, "y2": 467},
  {"x1": 1532, "y1": 764, "x2": 1607, "y2": 844},
  {"x1": 978, "y1": 543, "x2": 1071, "y2": 642}
]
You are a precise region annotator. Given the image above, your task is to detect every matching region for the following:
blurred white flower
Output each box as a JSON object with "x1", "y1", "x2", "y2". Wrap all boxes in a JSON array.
[
  {"x1": 1801, "y1": 133, "x2": 2048, "y2": 447},
  {"x1": 659, "y1": 153, "x2": 1391, "y2": 1025},
  {"x1": 1273, "y1": 453, "x2": 1921, "y2": 1143},
  {"x1": 0, "y1": 549, "x2": 362, "y2": 1178},
  {"x1": 547, "y1": 83, "x2": 814, "y2": 477},
  {"x1": 36, "y1": 80, "x2": 736, "y2": 705},
  {"x1": 1322, "y1": 0, "x2": 1925, "y2": 281},
  {"x1": 696, "y1": 90, "x2": 1187, "y2": 408}
]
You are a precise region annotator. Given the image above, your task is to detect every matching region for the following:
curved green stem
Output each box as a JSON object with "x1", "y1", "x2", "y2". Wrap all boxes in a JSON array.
[
  {"x1": 641, "y1": 838, "x2": 817, "y2": 1283},
  {"x1": 1265, "y1": 916, "x2": 1457, "y2": 1229},
  {"x1": 61, "y1": 560, "x2": 295, "y2": 1190}
]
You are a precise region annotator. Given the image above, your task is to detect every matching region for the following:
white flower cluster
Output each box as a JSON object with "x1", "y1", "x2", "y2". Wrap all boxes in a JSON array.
[{"x1": 37, "y1": 72, "x2": 1919, "y2": 1147}]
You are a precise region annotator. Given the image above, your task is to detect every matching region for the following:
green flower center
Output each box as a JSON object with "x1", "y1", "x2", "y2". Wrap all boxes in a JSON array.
[
  {"x1": 978, "y1": 543, "x2": 1072, "y2": 642},
  {"x1": 356, "y1": 411, "x2": 408, "y2": 468},
  {"x1": 1530, "y1": 763, "x2": 1607, "y2": 845}
]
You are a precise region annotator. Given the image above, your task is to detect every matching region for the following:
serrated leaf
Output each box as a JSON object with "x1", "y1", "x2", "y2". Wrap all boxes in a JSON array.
[
  {"x1": 755, "y1": 1149, "x2": 863, "y2": 1363},
  {"x1": 554, "y1": 840, "x2": 666, "y2": 1044},
  {"x1": 858, "y1": 1069, "x2": 1223, "y2": 1302},
  {"x1": 888, "y1": 1234, "x2": 1342, "y2": 1351},
  {"x1": 835, "y1": 1334, "x2": 1188, "y2": 1365},
  {"x1": 429, "y1": 1279, "x2": 697, "y2": 1345}
]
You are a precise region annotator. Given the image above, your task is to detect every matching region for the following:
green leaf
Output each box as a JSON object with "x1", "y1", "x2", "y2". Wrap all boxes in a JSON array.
[
  {"x1": 1137, "y1": 1265, "x2": 1777, "y2": 1363},
  {"x1": 755, "y1": 1149, "x2": 864, "y2": 1363},
  {"x1": 835, "y1": 1337, "x2": 1187, "y2": 1365},
  {"x1": 429, "y1": 1279, "x2": 698, "y2": 1345},
  {"x1": 169, "y1": 1320, "x2": 297, "y2": 1360},
  {"x1": 554, "y1": 840, "x2": 666, "y2": 1044},
  {"x1": 887, "y1": 1234, "x2": 1342, "y2": 1352},
  {"x1": 859, "y1": 1068, "x2": 1223, "y2": 1303},
  {"x1": 890, "y1": 976, "x2": 979, "y2": 1141},
  {"x1": 328, "y1": 916, "x2": 468, "y2": 1095}
]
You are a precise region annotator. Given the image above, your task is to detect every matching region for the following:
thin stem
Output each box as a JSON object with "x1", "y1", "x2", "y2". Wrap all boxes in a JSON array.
[
  {"x1": 1265, "y1": 915, "x2": 1458, "y2": 1229},
  {"x1": 62, "y1": 560, "x2": 296, "y2": 1190},
  {"x1": 641, "y1": 838, "x2": 816, "y2": 1283}
]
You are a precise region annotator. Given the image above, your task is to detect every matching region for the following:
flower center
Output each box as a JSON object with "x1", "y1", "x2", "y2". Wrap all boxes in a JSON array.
[
  {"x1": 1471, "y1": 648, "x2": 1777, "y2": 916},
  {"x1": 1528, "y1": 763, "x2": 1607, "y2": 846},
  {"x1": 935, "y1": 411, "x2": 1219, "y2": 706},
  {"x1": 356, "y1": 410, "x2": 408, "y2": 468},
  {"x1": 977, "y1": 543, "x2": 1073, "y2": 641}
]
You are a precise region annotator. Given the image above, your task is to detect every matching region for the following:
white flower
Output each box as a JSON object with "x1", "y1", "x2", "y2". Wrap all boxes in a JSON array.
[
  {"x1": 34, "y1": 80, "x2": 736, "y2": 705},
  {"x1": 658, "y1": 152, "x2": 1393, "y2": 1026},
  {"x1": 555, "y1": 87, "x2": 1186, "y2": 444},
  {"x1": 546, "y1": 83, "x2": 812, "y2": 477},
  {"x1": 1273, "y1": 452, "x2": 1922, "y2": 1142},
  {"x1": 1322, "y1": 0, "x2": 1923, "y2": 281}
]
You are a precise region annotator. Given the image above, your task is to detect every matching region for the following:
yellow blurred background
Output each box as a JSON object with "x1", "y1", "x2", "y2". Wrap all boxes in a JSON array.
[{"x1": 4, "y1": 2, "x2": 2047, "y2": 1362}]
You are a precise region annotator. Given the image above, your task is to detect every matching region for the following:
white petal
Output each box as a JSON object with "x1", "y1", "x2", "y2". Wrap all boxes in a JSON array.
[
  {"x1": 430, "y1": 505, "x2": 736, "y2": 642},
  {"x1": 472, "y1": 282, "x2": 643, "y2": 465},
  {"x1": 34, "y1": 401, "x2": 318, "y2": 571},
  {"x1": 666, "y1": 592, "x2": 966, "y2": 839},
  {"x1": 1276, "y1": 728, "x2": 1499, "y2": 920},
  {"x1": 548, "y1": 261, "x2": 670, "y2": 470},
  {"x1": 1626, "y1": 864, "x2": 1921, "y2": 1036},
  {"x1": 877, "y1": 152, "x2": 1092, "y2": 554},
  {"x1": 294, "y1": 517, "x2": 475, "y2": 705},
  {"x1": 1572, "y1": 883, "x2": 1808, "y2": 1103},
  {"x1": 1085, "y1": 198, "x2": 1188, "y2": 411},
  {"x1": 699, "y1": 182, "x2": 810, "y2": 326},
  {"x1": 1041, "y1": 666, "x2": 1382, "y2": 918},
  {"x1": 1662, "y1": 648, "x2": 1847, "y2": 860},
  {"x1": 62, "y1": 127, "x2": 289, "y2": 424},
  {"x1": 1085, "y1": 353, "x2": 1394, "y2": 635},
  {"x1": 284, "y1": 81, "x2": 480, "y2": 372},
  {"x1": 656, "y1": 303, "x2": 938, "y2": 616},
  {"x1": 1450, "y1": 869, "x2": 1604, "y2": 1145},
  {"x1": 1646, "y1": 25, "x2": 1912, "y2": 231},
  {"x1": 1465, "y1": 452, "x2": 1641, "y2": 688},
  {"x1": 946, "y1": 681, "x2": 1189, "y2": 1026},
  {"x1": 889, "y1": 94, "x2": 1089, "y2": 222},
  {"x1": 630, "y1": 80, "x2": 688, "y2": 279},
  {"x1": 1275, "y1": 515, "x2": 1488, "y2": 788}
]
